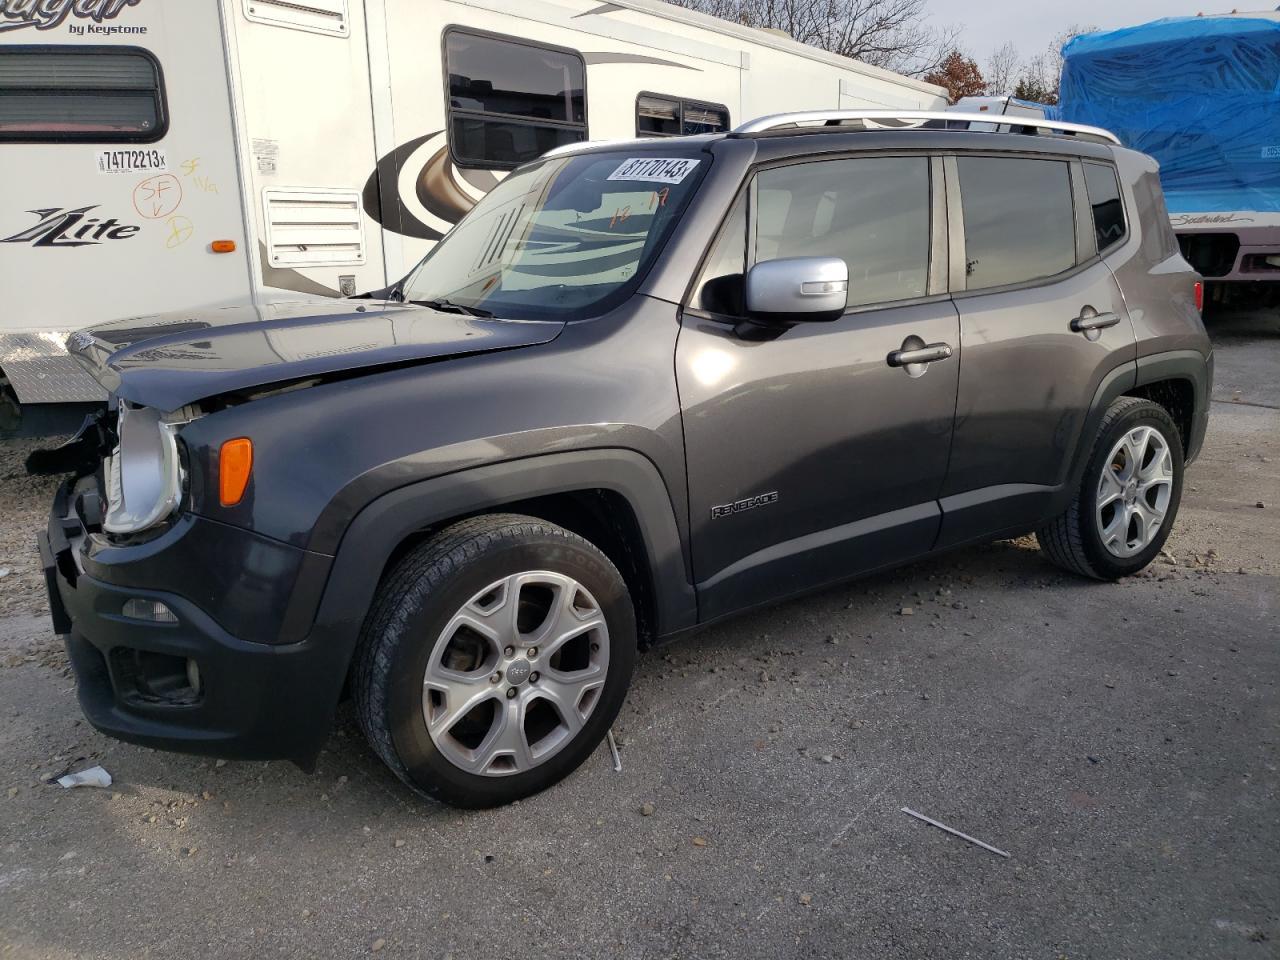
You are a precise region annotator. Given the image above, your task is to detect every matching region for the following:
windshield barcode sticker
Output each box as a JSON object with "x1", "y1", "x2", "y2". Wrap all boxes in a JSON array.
[{"x1": 607, "y1": 158, "x2": 700, "y2": 184}]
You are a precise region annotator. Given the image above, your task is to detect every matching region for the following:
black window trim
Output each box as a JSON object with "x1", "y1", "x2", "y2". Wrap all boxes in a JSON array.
[
  {"x1": 634, "y1": 91, "x2": 731, "y2": 139},
  {"x1": 441, "y1": 25, "x2": 588, "y2": 171},
  {"x1": 0, "y1": 44, "x2": 168, "y2": 144}
]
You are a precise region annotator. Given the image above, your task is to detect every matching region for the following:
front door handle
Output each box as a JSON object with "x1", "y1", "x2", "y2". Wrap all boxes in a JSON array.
[
  {"x1": 887, "y1": 341, "x2": 953, "y2": 367},
  {"x1": 1070, "y1": 306, "x2": 1121, "y2": 336}
]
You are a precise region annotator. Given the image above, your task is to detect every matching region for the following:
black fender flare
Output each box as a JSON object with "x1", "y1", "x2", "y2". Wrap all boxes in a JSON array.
[
  {"x1": 1134, "y1": 349, "x2": 1213, "y2": 463},
  {"x1": 1062, "y1": 348, "x2": 1211, "y2": 501},
  {"x1": 301, "y1": 448, "x2": 697, "y2": 686}
]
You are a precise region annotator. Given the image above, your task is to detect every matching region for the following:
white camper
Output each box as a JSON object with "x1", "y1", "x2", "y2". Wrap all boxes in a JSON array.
[{"x1": 0, "y1": 0, "x2": 945, "y2": 417}]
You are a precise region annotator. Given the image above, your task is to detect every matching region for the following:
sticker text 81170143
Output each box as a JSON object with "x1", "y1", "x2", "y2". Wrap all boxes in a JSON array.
[{"x1": 96, "y1": 149, "x2": 167, "y2": 174}]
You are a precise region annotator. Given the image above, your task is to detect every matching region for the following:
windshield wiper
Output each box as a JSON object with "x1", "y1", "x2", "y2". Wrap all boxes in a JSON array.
[{"x1": 410, "y1": 298, "x2": 494, "y2": 319}]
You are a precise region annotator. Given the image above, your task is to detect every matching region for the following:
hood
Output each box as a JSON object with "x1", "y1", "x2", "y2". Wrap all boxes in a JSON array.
[{"x1": 67, "y1": 299, "x2": 565, "y2": 411}]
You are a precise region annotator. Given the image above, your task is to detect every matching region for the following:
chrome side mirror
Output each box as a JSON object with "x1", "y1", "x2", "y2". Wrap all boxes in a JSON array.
[{"x1": 744, "y1": 256, "x2": 848, "y2": 325}]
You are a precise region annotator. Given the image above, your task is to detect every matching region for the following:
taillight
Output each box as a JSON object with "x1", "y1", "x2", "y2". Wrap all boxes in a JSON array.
[
  {"x1": 219, "y1": 437, "x2": 253, "y2": 507},
  {"x1": 1194, "y1": 281, "x2": 1204, "y2": 313}
]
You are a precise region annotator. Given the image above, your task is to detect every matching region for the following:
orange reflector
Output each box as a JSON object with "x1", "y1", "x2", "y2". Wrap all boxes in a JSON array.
[
  {"x1": 210, "y1": 240, "x2": 237, "y2": 254},
  {"x1": 219, "y1": 438, "x2": 253, "y2": 507}
]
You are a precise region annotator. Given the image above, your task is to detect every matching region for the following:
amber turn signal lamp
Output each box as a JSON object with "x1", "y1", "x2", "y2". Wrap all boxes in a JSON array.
[
  {"x1": 210, "y1": 240, "x2": 237, "y2": 254},
  {"x1": 219, "y1": 438, "x2": 253, "y2": 507}
]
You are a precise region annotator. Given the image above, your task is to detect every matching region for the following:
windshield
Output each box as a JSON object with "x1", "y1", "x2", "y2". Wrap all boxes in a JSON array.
[{"x1": 400, "y1": 151, "x2": 708, "y2": 320}]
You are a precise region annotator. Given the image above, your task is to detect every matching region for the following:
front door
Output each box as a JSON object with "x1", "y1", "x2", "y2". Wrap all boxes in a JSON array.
[{"x1": 677, "y1": 153, "x2": 960, "y2": 620}]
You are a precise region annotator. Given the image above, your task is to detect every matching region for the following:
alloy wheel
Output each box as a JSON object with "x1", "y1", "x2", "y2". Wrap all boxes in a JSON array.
[
  {"x1": 422, "y1": 571, "x2": 610, "y2": 776},
  {"x1": 1095, "y1": 425, "x2": 1174, "y2": 559}
]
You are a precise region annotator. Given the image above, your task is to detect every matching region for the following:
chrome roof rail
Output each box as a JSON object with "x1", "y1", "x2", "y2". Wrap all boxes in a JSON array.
[
  {"x1": 539, "y1": 137, "x2": 650, "y2": 160},
  {"x1": 733, "y1": 110, "x2": 1121, "y2": 145}
]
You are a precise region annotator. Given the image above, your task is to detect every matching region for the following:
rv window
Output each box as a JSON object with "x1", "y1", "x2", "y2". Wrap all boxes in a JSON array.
[
  {"x1": 636, "y1": 94, "x2": 730, "y2": 137},
  {"x1": 1083, "y1": 162, "x2": 1127, "y2": 254},
  {"x1": 0, "y1": 46, "x2": 166, "y2": 143},
  {"x1": 444, "y1": 29, "x2": 586, "y2": 169}
]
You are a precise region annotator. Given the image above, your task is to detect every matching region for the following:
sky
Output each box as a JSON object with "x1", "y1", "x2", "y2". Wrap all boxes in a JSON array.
[{"x1": 926, "y1": 0, "x2": 1251, "y2": 63}]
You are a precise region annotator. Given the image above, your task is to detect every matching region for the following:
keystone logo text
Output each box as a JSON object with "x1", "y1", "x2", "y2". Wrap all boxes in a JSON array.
[
  {"x1": 1, "y1": 206, "x2": 140, "y2": 246},
  {"x1": 0, "y1": 0, "x2": 141, "y2": 32}
]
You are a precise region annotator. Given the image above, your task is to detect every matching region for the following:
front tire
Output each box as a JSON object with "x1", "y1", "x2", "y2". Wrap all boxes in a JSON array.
[
  {"x1": 354, "y1": 514, "x2": 636, "y2": 808},
  {"x1": 1037, "y1": 397, "x2": 1184, "y2": 580}
]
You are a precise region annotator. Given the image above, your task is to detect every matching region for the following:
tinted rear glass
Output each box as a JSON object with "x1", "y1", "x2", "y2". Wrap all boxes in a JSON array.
[
  {"x1": 957, "y1": 157, "x2": 1076, "y2": 290},
  {"x1": 1083, "y1": 161, "x2": 1126, "y2": 253}
]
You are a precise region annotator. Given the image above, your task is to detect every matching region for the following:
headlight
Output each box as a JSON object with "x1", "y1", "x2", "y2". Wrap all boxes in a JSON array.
[{"x1": 102, "y1": 404, "x2": 186, "y2": 535}]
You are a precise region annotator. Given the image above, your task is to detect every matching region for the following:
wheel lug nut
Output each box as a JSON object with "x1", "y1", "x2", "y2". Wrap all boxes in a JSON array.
[
  {"x1": 590, "y1": 642, "x2": 600, "y2": 652},
  {"x1": 527, "y1": 647, "x2": 538, "y2": 658},
  {"x1": 529, "y1": 672, "x2": 539, "y2": 683},
  {"x1": 504, "y1": 646, "x2": 514, "y2": 658},
  {"x1": 506, "y1": 687, "x2": 517, "y2": 699},
  {"x1": 489, "y1": 672, "x2": 502, "y2": 684}
]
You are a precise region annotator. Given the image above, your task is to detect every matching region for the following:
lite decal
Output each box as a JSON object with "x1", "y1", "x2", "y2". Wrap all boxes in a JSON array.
[
  {"x1": 1, "y1": 206, "x2": 140, "y2": 246},
  {"x1": 0, "y1": 0, "x2": 141, "y2": 32}
]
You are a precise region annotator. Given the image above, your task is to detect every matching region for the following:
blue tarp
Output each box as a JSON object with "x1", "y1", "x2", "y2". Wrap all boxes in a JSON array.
[{"x1": 1057, "y1": 15, "x2": 1280, "y2": 213}]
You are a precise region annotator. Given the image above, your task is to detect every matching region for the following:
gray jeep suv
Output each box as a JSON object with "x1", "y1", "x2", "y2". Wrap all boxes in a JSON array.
[{"x1": 38, "y1": 112, "x2": 1212, "y2": 807}]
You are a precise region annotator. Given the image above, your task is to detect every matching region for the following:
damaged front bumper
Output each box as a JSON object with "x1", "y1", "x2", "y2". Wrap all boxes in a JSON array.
[{"x1": 40, "y1": 475, "x2": 344, "y2": 766}]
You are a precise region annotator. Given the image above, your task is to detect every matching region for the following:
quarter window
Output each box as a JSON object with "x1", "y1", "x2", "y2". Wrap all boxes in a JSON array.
[
  {"x1": 636, "y1": 94, "x2": 730, "y2": 138},
  {"x1": 956, "y1": 156, "x2": 1076, "y2": 290},
  {"x1": 1083, "y1": 161, "x2": 1127, "y2": 254},
  {"x1": 753, "y1": 157, "x2": 931, "y2": 308},
  {"x1": 444, "y1": 30, "x2": 586, "y2": 169},
  {"x1": 0, "y1": 46, "x2": 166, "y2": 143}
]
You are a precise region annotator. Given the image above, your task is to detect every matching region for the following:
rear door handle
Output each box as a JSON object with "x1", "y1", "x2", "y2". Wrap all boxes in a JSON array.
[
  {"x1": 887, "y1": 342, "x2": 953, "y2": 367},
  {"x1": 1070, "y1": 307, "x2": 1121, "y2": 334}
]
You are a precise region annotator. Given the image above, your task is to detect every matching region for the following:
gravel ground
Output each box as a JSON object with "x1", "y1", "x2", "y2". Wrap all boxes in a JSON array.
[{"x1": 0, "y1": 309, "x2": 1276, "y2": 960}]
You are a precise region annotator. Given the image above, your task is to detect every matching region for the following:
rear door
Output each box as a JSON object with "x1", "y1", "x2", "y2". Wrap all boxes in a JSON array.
[{"x1": 936, "y1": 152, "x2": 1136, "y2": 546}]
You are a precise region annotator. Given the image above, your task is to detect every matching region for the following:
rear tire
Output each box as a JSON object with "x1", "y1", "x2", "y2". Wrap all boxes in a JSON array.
[
  {"x1": 354, "y1": 514, "x2": 636, "y2": 808},
  {"x1": 1036, "y1": 397, "x2": 1184, "y2": 580}
]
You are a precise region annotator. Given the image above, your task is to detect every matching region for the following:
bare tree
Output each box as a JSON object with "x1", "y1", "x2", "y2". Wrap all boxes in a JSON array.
[
  {"x1": 669, "y1": 0, "x2": 962, "y2": 77},
  {"x1": 1013, "y1": 24, "x2": 1097, "y2": 104},
  {"x1": 984, "y1": 41, "x2": 1020, "y2": 96}
]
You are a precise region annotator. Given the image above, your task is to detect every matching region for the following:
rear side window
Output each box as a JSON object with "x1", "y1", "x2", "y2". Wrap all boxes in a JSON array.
[
  {"x1": 1083, "y1": 161, "x2": 1127, "y2": 253},
  {"x1": 636, "y1": 94, "x2": 730, "y2": 138},
  {"x1": 444, "y1": 29, "x2": 586, "y2": 169},
  {"x1": 957, "y1": 156, "x2": 1075, "y2": 290},
  {"x1": 753, "y1": 156, "x2": 931, "y2": 308},
  {"x1": 0, "y1": 46, "x2": 166, "y2": 143}
]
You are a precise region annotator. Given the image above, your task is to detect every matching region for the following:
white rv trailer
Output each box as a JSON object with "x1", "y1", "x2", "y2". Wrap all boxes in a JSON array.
[{"x1": 0, "y1": 0, "x2": 945, "y2": 417}]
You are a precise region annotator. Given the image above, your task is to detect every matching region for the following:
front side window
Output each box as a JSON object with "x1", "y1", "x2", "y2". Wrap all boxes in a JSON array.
[
  {"x1": 402, "y1": 151, "x2": 706, "y2": 319},
  {"x1": 445, "y1": 29, "x2": 586, "y2": 169},
  {"x1": 1083, "y1": 161, "x2": 1127, "y2": 254},
  {"x1": 957, "y1": 156, "x2": 1076, "y2": 290},
  {"x1": 753, "y1": 156, "x2": 931, "y2": 308},
  {"x1": 636, "y1": 94, "x2": 730, "y2": 138},
  {"x1": 0, "y1": 46, "x2": 166, "y2": 142}
]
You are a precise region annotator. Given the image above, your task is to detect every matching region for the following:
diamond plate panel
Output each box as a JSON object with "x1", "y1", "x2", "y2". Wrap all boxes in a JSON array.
[{"x1": 0, "y1": 333, "x2": 107, "y2": 403}]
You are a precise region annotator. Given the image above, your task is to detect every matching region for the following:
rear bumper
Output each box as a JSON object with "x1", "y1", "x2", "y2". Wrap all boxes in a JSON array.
[{"x1": 42, "y1": 478, "x2": 346, "y2": 764}]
